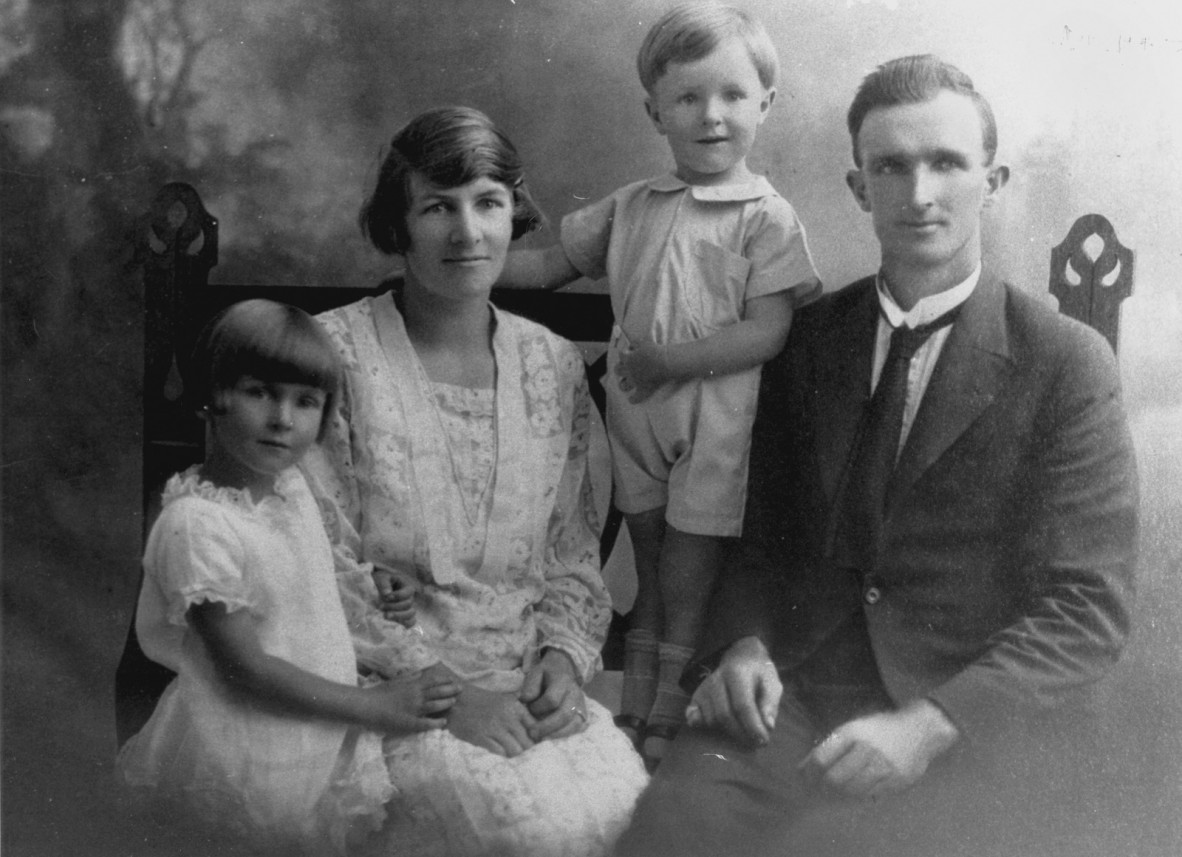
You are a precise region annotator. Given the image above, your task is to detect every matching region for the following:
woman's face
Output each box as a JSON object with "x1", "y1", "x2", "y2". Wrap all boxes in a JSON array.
[{"x1": 401, "y1": 172, "x2": 514, "y2": 304}]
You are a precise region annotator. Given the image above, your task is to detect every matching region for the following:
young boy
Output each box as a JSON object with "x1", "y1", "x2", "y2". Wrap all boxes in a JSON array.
[{"x1": 499, "y1": 2, "x2": 820, "y2": 766}]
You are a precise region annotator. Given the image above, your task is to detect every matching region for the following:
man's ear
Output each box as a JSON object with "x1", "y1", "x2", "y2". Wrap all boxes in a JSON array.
[
  {"x1": 645, "y1": 97, "x2": 666, "y2": 136},
  {"x1": 846, "y1": 169, "x2": 872, "y2": 212},
  {"x1": 982, "y1": 163, "x2": 1010, "y2": 208}
]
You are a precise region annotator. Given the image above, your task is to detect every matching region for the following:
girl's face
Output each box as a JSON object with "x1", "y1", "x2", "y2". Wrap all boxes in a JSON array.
[
  {"x1": 203, "y1": 375, "x2": 326, "y2": 497},
  {"x1": 400, "y1": 173, "x2": 514, "y2": 304}
]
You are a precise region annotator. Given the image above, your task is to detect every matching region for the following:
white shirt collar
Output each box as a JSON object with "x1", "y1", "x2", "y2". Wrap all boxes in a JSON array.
[
  {"x1": 876, "y1": 264, "x2": 981, "y2": 329},
  {"x1": 646, "y1": 172, "x2": 775, "y2": 202}
]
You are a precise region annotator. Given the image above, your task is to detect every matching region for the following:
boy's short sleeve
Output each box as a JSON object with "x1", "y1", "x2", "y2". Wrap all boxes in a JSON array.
[
  {"x1": 144, "y1": 498, "x2": 261, "y2": 627},
  {"x1": 745, "y1": 197, "x2": 822, "y2": 307},
  {"x1": 559, "y1": 193, "x2": 617, "y2": 281}
]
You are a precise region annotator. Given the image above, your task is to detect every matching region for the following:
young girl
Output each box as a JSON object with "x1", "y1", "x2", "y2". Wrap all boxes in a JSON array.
[{"x1": 116, "y1": 299, "x2": 458, "y2": 855}]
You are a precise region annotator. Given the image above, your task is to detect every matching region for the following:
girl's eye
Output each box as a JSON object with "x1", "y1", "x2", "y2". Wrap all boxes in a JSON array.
[
  {"x1": 478, "y1": 197, "x2": 506, "y2": 210},
  {"x1": 298, "y1": 394, "x2": 325, "y2": 409},
  {"x1": 679, "y1": 94, "x2": 696, "y2": 105}
]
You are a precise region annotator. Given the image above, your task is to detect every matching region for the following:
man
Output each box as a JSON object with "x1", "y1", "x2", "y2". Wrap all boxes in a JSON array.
[{"x1": 615, "y1": 54, "x2": 1138, "y2": 857}]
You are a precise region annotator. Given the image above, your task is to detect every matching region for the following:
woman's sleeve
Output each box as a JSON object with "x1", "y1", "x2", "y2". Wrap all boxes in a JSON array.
[
  {"x1": 534, "y1": 349, "x2": 613, "y2": 682},
  {"x1": 302, "y1": 357, "x2": 438, "y2": 679},
  {"x1": 333, "y1": 551, "x2": 437, "y2": 680}
]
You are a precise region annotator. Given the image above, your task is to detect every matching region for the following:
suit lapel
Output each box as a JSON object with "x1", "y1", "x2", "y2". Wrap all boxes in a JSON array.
[
  {"x1": 888, "y1": 273, "x2": 1015, "y2": 507},
  {"x1": 813, "y1": 278, "x2": 879, "y2": 505}
]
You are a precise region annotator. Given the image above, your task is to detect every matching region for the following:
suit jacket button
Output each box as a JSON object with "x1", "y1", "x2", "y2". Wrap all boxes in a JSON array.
[{"x1": 864, "y1": 585, "x2": 882, "y2": 605}]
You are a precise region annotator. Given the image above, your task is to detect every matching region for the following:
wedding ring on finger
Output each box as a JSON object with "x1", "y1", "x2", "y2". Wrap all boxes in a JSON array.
[{"x1": 570, "y1": 706, "x2": 587, "y2": 722}]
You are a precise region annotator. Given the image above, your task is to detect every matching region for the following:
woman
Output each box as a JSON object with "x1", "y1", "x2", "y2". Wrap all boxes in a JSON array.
[{"x1": 304, "y1": 106, "x2": 648, "y2": 857}]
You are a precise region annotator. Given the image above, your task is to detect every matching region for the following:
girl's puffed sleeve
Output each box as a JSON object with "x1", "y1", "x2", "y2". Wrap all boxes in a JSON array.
[
  {"x1": 144, "y1": 498, "x2": 260, "y2": 626},
  {"x1": 533, "y1": 345, "x2": 612, "y2": 683}
]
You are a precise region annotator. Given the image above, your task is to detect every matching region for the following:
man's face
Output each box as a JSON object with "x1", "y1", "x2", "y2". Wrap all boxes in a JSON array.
[{"x1": 846, "y1": 90, "x2": 1007, "y2": 287}]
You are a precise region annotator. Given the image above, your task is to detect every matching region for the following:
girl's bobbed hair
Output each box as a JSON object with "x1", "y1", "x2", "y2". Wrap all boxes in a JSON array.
[
  {"x1": 187, "y1": 299, "x2": 343, "y2": 441},
  {"x1": 359, "y1": 105, "x2": 545, "y2": 256}
]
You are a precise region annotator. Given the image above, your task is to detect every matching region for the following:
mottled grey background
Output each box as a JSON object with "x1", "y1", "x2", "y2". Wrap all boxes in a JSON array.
[{"x1": 3, "y1": 1, "x2": 1180, "y2": 854}]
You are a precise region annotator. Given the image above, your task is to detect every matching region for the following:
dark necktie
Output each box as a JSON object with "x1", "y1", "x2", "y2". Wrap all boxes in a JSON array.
[{"x1": 831, "y1": 308, "x2": 960, "y2": 570}]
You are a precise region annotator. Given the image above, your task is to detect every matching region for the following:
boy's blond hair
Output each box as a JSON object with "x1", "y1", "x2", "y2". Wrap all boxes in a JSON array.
[{"x1": 637, "y1": 3, "x2": 778, "y2": 93}]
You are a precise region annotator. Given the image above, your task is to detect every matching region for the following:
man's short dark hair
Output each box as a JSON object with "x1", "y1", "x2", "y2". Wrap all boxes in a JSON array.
[{"x1": 847, "y1": 54, "x2": 998, "y2": 167}]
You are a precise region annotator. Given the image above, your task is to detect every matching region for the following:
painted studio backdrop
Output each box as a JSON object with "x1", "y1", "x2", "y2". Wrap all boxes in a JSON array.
[{"x1": 3, "y1": 1, "x2": 1181, "y2": 854}]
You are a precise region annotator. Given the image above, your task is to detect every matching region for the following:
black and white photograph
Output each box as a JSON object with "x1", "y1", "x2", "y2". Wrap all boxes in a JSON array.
[{"x1": 3, "y1": 1, "x2": 1180, "y2": 854}]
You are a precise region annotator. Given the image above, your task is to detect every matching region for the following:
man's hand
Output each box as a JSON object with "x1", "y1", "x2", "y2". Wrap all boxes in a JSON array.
[
  {"x1": 800, "y1": 700, "x2": 960, "y2": 797},
  {"x1": 520, "y1": 648, "x2": 588, "y2": 742},
  {"x1": 685, "y1": 636, "x2": 782, "y2": 747}
]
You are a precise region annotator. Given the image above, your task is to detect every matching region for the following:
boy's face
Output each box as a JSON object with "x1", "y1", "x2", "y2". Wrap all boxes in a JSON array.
[{"x1": 646, "y1": 37, "x2": 774, "y2": 186}]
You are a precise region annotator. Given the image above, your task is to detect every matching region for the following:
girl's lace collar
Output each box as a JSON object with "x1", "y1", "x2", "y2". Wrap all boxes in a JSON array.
[{"x1": 162, "y1": 465, "x2": 298, "y2": 511}]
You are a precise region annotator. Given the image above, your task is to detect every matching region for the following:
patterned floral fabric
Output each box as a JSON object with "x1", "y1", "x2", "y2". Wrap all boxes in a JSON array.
[
  {"x1": 306, "y1": 293, "x2": 611, "y2": 691},
  {"x1": 305, "y1": 294, "x2": 646, "y2": 856}
]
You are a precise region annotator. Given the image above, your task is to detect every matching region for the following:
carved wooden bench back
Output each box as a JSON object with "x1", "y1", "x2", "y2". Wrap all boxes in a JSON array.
[{"x1": 1049, "y1": 213, "x2": 1134, "y2": 354}]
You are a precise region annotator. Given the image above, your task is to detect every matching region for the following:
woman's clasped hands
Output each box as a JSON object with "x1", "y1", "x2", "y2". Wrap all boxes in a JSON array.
[{"x1": 418, "y1": 649, "x2": 589, "y2": 758}]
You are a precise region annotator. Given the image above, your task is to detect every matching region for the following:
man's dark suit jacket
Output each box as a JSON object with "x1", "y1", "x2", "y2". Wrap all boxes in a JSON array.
[{"x1": 704, "y1": 271, "x2": 1139, "y2": 745}]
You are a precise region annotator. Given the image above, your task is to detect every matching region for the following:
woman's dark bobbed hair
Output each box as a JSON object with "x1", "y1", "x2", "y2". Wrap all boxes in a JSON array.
[{"x1": 359, "y1": 106, "x2": 545, "y2": 256}]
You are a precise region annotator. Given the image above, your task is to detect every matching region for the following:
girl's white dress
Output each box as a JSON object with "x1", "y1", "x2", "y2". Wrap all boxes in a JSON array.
[
  {"x1": 116, "y1": 467, "x2": 393, "y2": 855},
  {"x1": 308, "y1": 294, "x2": 649, "y2": 857}
]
